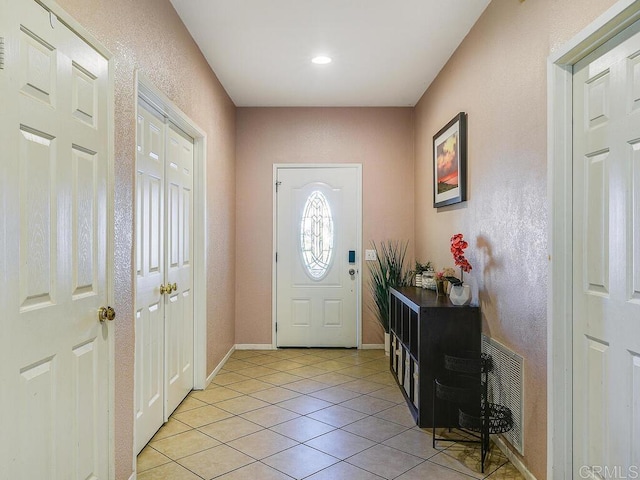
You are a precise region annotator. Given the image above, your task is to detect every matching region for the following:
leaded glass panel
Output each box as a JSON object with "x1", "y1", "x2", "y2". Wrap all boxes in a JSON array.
[{"x1": 300, "y1": 190, "x2": 334, "y2": 279}]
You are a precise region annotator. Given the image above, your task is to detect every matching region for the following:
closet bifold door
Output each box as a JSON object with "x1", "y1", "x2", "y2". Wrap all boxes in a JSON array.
[
  {"x1": 134, "y1": 100, "x2": 196, "y2": 454},
  {"x1": 135, "y1": 100, "x2": 166, "y2": 453},
  {"x1": 163, "y1": 122, "x2": 194, "y2": 418}
]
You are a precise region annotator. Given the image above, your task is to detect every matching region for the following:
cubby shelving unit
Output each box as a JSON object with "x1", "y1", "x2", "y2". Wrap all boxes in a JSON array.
[{"x1": 389, "y1": 287, "x2": 481, "y2": 427}]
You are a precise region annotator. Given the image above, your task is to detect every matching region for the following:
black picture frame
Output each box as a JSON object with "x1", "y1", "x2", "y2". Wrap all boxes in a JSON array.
[{"x1": 433, "y1": 112, "x2": 467, "y2": 208}]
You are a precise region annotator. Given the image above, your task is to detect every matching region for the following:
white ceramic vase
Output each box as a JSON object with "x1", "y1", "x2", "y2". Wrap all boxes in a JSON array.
[{"x1": 449, "y1": 284, "x2": 471, "y2": 306}]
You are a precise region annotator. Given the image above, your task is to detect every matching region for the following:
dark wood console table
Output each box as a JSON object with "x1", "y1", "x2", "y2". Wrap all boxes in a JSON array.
[{"x1": 389, "y1": 286, "x2": 481, "y2": 427}]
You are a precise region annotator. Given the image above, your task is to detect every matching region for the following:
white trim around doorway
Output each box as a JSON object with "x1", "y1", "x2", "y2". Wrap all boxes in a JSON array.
[
  {"x1": 134, "y1": 70, "x2": 208, "y2": 420},
  {"x1": 272, "y1": 164, "x2": 363, "y2": 350},
  {"x1": 547, "y1": 1, "x2": 640, "y2": 478}
]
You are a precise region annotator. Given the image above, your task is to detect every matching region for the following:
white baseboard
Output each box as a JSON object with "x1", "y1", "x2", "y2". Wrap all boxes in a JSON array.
[
  {"x1": 235, "y1": 344, "x2": 275, "y2": 350},
  {"x1": 205, "y1": 345, "x2": 236, "y2": 387},
  {"x1": 494, "y1": 435, "x2": 537, "y2": 480},
  {"x1": 128, "y1": 472, "x2": 136, "y2": 480},
  {"x1": 361, "y1": 344, "x2": 384, "y2": 350}
]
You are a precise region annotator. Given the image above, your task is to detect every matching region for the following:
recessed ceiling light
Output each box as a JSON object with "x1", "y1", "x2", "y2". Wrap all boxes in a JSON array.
[{"x1": 312, "y1": 56, "x2": 332, "y2": 65}]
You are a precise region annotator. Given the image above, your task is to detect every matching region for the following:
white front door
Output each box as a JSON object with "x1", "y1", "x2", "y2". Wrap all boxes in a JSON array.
[
  {"x1": 275, "y1": 165, "x2": 361, "y2": 348},
  {"x1": 0, "y1": 0, "x2": 111, "y2": 478},
  {"x1": 572, "y1": 21, "x2": 640, "y2": 478},
  {"x1": 135, "y1": 101, "x2": 194, "y2": 453}
]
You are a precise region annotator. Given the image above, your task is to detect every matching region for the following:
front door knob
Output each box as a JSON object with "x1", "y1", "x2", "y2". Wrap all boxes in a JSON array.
[{"x1": 348, "y1": 268, "x2": 356, "y2": 275}]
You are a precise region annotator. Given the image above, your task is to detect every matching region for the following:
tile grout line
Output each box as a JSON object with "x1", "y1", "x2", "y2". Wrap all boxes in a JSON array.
[{"x1": 139, "y1": 350, "x2": 520, "y2": 480}]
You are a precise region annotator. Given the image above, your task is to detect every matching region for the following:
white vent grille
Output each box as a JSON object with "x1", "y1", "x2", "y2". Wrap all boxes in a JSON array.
[
  {"x1": 482, "y1": 335, "x2": 524, "y2": 454},
  {"x1": 0, "y1": 37, "x2": 4, "y2": 70}
]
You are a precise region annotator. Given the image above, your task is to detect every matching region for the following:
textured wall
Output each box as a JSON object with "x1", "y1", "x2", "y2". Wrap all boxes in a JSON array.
[
  {"x1": 235, "y1": 108, "x2": 414, "y2": 346},
  {"x1": 413, "y1": 0, "x2": 616, "y2": 478},
  {"x1": 53, "y1": 1, "x2": 237, "y2": 478}
]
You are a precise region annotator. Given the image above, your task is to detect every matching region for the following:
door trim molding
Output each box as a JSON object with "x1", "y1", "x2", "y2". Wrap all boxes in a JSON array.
[
  {"x1": 134, "y1": 70, "x2": 208, "y2": 429},
  {"x1": 272, "y1": 164, "x2": 363, "y2": 349},
  {"x1": 547, "y1": 1, "x2": 640, "y2": 478}
]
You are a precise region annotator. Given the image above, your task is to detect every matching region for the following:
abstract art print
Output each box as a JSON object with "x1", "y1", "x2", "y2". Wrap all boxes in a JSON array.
[{"x1": 433, "y1": 112, "x2": 467, "y2": 208}]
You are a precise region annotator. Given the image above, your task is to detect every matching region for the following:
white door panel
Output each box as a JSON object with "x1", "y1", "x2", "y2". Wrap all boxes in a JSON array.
[
  {"x1": 135, "y1": 103, "x2": 165, "y2": 453},
  {"x1": 165, "y1": 124, "x2": 194, "y2": 417},
  {"x1": 0, "y1": 0, "x2": 111, "y2": 478},
  {"x1": 276, "y1": 166, "x2": 360, "y2": 348},
  {"x1": 573, "y1": 20, "x2": 640, "y2": 478},
  {"x1": 135, "y1": 104, "x2": 194, "y2": 453}
]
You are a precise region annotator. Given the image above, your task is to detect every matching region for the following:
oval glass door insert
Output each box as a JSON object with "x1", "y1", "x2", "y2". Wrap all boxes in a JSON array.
[{"x1": 300, "y1": 190, "x2": 334, "y2": 279}]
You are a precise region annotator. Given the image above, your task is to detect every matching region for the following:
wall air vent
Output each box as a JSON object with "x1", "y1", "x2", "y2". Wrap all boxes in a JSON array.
[
  {"x1": 482, "y1": 334, "x2": 525, "y2": 454},
  {"x1": 0, "y1": 37, "x2": 4, "y2": 70}
]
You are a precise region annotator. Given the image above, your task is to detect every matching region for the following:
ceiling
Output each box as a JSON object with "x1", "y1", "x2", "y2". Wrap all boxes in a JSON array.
[{"x1": 169, "y1": 0, "x2": 490, "y2": 107}]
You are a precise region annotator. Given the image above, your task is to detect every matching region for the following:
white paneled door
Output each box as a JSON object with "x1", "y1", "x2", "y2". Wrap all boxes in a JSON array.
[
  {"x1": 165, "y1": 123, "x2": 194, "y2": 415},
  {"x1": 0, "y1": 1, "x2": 111, "y2": 479},
  {"x1": 275, "y1": 166, "x2": 360, "y2": 347},
  {"x1": 135, "y1": 100, "x2": 194, "y2": 454},
  {"x1": 573, "y1": 21, "x2": 640, "y2": 478},
  {"x1": 135, "y1": 102, "x2": 165, "y2": 453}
]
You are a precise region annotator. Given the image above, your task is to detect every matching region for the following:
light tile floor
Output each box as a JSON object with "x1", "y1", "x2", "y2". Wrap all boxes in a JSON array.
[{"x1": 137, "y1": 349, "x2": 524, "y2": 480}]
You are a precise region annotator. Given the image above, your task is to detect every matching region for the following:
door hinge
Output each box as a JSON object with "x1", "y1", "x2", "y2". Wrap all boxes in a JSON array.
[
  {"x1": 275, "y1": 323, "x2": 278, "y2": 332},
  {"x1": 275, "y1": 180, "x2": 282, "y2": 192},
  {"x1": 0, "y1": 37, "x2": 4, "y2": 70},
  {"x1": 275, "y1": 252, "x2": 278, "y2": 262}
]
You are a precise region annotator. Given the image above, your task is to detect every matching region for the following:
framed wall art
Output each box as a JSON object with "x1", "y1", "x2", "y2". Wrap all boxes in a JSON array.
[{"x1": 433, "y1": 112, "x2": 467, "y2": 208}]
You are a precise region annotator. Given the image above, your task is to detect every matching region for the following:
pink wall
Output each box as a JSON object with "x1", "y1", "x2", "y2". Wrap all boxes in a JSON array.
[
  {"x1": 53, "y1": 1, "x2": 237, "y2": 478},
  {"x1": 235, "y1": 108, "x2": 414, "y2": 346},
  {"x1": 413, "y1": 0, "x2": 616, "y2": 478}
]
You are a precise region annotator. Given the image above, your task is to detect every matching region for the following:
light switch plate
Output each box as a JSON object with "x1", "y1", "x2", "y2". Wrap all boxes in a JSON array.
[{"x1": 365, "y1": 249, "x2": 377, "y2": 261}]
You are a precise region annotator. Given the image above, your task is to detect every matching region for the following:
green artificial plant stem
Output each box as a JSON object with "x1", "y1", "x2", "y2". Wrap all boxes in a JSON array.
[{"x1": 367, "y1": 240, "x2": 412, "y2": 333}]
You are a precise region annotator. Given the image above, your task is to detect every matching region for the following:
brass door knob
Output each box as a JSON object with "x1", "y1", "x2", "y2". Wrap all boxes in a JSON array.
[
  {"x1": 98, "y1": 306, "x2": 116, "y2": 322},
  {"x1": 160, "y1": 283, "x2": 178, "y2": 294}
]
